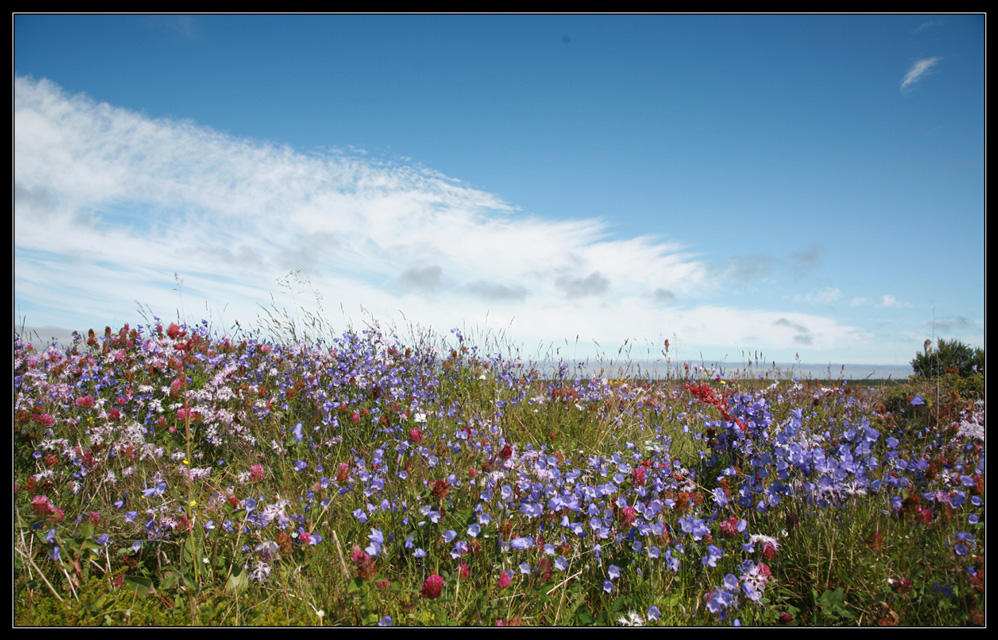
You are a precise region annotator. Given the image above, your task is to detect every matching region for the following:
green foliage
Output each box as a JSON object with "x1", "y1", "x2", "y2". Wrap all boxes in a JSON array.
[
  {"x1": 813, "y1": 587, "x2": 855, "y2": 623},
  {"x1": 911, "y1": 338, "x2": 984, "y2": 379}
]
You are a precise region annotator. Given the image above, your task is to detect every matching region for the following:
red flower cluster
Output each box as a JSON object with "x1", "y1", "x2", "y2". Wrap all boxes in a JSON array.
[
  {"x1": 632, "y1": 466, "x2": 646, "y2": 486},
  {"x1": 166, "y1": 323, "x2": 186, "y2": 340},
  {"x1": 336, "y1": 462, "x2": 350, "y2": 483},
  {"x1": 432, "y1": 478, "x2": 450, "y2": 499},
  {"x1": 756, "y1": 562, "x2": 772, "y2": 580},
  {"x1": 421, "y1": 574, "x2": 444, "y2": 599},
  {"x1": 914, "y1": 506, "x2": 933, "y2": 524},
  {"x1": 890, "y1": 577, "x2": 912, "y2": 594},
  {"x1": 761, "y1": 541, "x2": 778, "y2": 562},
  {"x1": 351, "y1": 545, "x2": 377, "y2": 580},
  {"x1": 719, "y1": 516, "x2": 741, "y2": 539},
  {"x1": 31, "y1": 495, "x2": 64, "y2": 521},
  {"x1": 537, "y1": 557, "x2": 553, "y2": 582},
  {"x1": 176, "y1": 407, "x2": 202, "y2": 422},
  {"x1": 867, "y1": 531, "x2": 884, "y2": 550},
  {"x1": 684, "y1": 381, "x2": 747, "y2": 432},
  {"x1": 619, "y1": 506, "x2": 637, "y2": 529},
  {"x1": 169, "y1": 378, "x2": 185, "y2": 398},
  {"x1": 497, "y1": 572, "x2": 512, "y2": 589},
  {"x1": 31, "y1": 494, "x2": 56, "y2": 516},
  {"x1": 249, "y1": 464, "x2": 265, "y2": 483}
]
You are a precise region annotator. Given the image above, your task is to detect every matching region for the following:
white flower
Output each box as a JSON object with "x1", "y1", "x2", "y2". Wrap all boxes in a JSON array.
[
  {"x1": 250, "y1": 560, "x2": 271, "y2": 583},
  {"x1": 617, "y1": 611, "x2": 644, "y2": 626},
  {"x1": 749, "y1": 533, "x2": 780, "y2": 550}
]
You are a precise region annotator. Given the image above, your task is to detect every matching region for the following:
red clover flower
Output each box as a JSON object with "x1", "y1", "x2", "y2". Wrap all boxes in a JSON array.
[{"x1": 421, "y1": 574, "x2": 444, "y2": 599}]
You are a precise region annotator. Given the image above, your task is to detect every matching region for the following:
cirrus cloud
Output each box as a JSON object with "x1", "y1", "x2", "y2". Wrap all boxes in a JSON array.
[
  {"x1": 15, "y1": 75, "x2": 875, "y2": 363},
  {"x1": 901, "y1": 57, "x2": 942, "y2": 92}
]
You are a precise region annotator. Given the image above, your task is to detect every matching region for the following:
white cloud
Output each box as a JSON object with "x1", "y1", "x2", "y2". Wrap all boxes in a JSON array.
[
  {"x1": 912, "y1": 20, "x2": 944, "y2": 35},
  {"x1": 15, "y1": 76, "x2": 876, "y2": 362},
  {"x1": 879, "y1": 294, "x2": 911, "y2": 308},
  {"x1": 901, "y1": 57, "x2": 942, "y2": 92}
]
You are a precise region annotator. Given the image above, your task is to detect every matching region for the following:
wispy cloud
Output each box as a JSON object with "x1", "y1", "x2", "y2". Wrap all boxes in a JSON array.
[
  {"x1": 398, "y1": 265, "x2": 444, "y2": 293},
  {"x1": 555, "y1": 271, "x2": 611, "y2": 298},
  {"x1": 924, "y1": 315, "x2": 973, "y2": 333},
  {"x1": 796, "y1": 287, "x2": 842, "y2": 306},
  {"x1": 790, "y1": 244, "x2": 822, "y2": 273},
  {"x1": 912, "y1": 20, "x2": 944, "y2": 35},
  {"x1": 879, "y1": 294, "x2": 911, "y2": 309},
  {"x1": 15, "y1": 76, "x2": 873, "y2": 360},
  {"x1": 773, "y1": 317, "x2": 813, "y2": 346},
  {"x1": 721, "y1": 254, "x2": 776, "y2": 284},
  {"x1": 143, "y1": 15, "x2": 201, "y2": 40},
  {"x1": 901, "y1": 57, "x2": 942, "y2": 92}
]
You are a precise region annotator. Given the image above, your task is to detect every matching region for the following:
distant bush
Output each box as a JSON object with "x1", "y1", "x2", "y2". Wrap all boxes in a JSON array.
[{"x1": 911, "y1": 338, "x2": 984, "y2": 379}]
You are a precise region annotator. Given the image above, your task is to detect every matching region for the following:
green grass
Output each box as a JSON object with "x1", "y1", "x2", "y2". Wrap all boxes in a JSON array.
[{"x1": 13, "y1": 321, "x2": 985, "y2": 626}]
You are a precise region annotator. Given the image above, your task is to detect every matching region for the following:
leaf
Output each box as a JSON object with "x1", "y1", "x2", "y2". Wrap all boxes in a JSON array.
[
  {"x1": 816, "y1": 587, "x2": 855, "y2": 620},
  {"x1": 611, "y1": 595, "x2": 627, "y2": 612},
  {"x1": 123, "y1": 575, "x2": 154, "y2": 597},
  {"x1": 347, "y1": 577, "x2": 364, "y2": 593},
  {"x1": 160, "y1": 568, "x2": 186, "y2": 591},
  {"x1": 82, "y1": 593, "x2": 111, "y2": 614},
  {"x1": 573, "y1": 605, "x2": 596, "y2": 625},
  {"x1": 183, "y1": 536, "x2": 200, "y2": 564},
  {"x1": 225, "y1": 566, "x2": 249, "y2": 593}
]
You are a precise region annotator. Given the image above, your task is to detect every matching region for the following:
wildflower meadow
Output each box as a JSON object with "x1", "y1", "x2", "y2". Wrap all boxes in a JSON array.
[{"x1": 13, "y1": 314, "x2": 985, "y2": 626}]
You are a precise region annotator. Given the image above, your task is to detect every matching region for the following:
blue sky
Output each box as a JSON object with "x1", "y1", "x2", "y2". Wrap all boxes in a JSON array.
[{"x1": 14, "y1": 14, "x2": 984, "y2": 371}]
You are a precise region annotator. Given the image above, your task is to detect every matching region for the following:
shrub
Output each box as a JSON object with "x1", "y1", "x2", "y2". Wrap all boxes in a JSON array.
[{"x1": 911, "y1": 338, "x2": 984, "y2": 379}]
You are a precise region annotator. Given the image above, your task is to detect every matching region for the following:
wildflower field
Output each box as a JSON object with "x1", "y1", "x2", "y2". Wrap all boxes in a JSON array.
[{"x1": 13, "y1": 319, "x2": 985, "y2": 626}]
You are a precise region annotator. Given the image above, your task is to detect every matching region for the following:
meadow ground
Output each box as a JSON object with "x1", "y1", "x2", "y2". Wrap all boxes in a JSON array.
[{"x1": 13, "y1": 320, "x2": 985, "y2": 626}]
